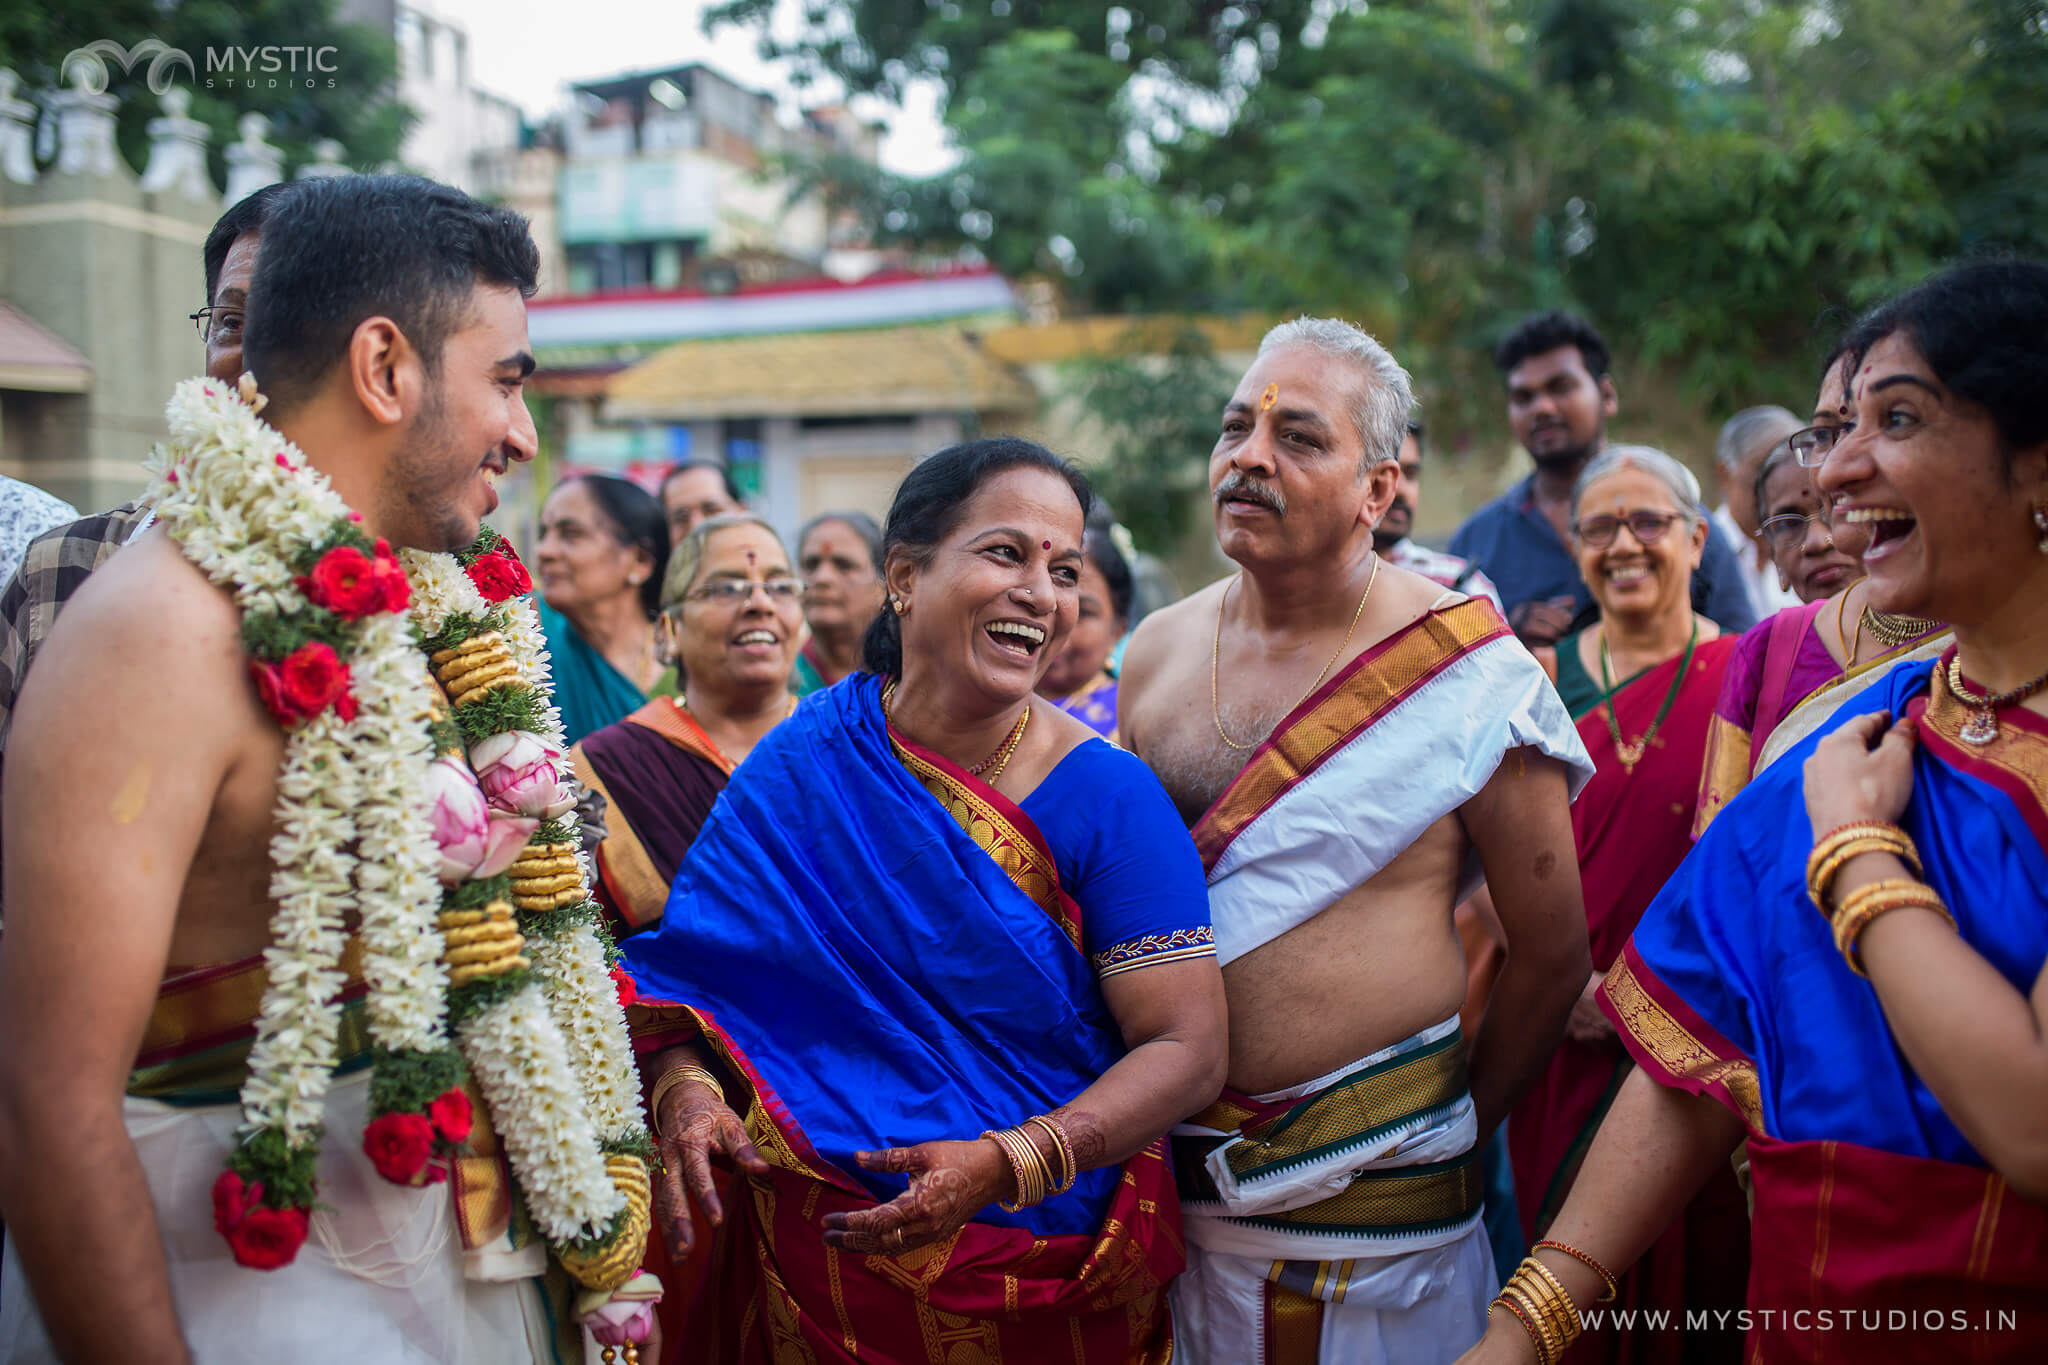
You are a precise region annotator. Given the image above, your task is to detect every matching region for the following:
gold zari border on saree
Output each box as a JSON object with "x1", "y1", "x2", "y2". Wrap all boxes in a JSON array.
[
  {"x1": 1603, "y1": 955, "x2": 1764, "y2": 1131},
  {"x1": 890, "y1": 734, "x2": 1080, "y2": 951}
]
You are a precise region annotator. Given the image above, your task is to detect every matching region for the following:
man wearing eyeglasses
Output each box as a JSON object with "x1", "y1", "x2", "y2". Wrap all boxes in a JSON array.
[
  {"x1": 0, "y1": 183, "x2": 296, "y2": 762},
  {"x1": 1448, "y1": 311, "x2": 1759, "y2": 647}
]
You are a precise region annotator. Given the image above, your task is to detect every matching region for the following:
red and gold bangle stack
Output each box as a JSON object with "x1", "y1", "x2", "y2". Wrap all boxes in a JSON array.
[
  {"x1": 1832, "y1": 877, "x2": 1956, "y2": 977},
  {"x1": 1533, "y1": 1239, "x2": 1617, "y2": 1303},
  {"x1": 982, "y1": 1114, "x2": 1078, "y2": 1212},
  {"x1": 1805, "y1": 822, "x2": 1923, "y2": 913},
  {"x1": 1493, "y1": 1254, "x2": 1583, "y2": 1365}
]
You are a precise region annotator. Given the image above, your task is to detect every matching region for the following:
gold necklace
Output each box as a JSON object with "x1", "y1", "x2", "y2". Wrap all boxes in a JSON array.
[
  {"x1": 883, "y1": 680, "x2": 1031, "y2": 780},
  {"x1": 1835, "y1": 583, "x2": 1863, "y2": 666},
  {"x1": 1211, "y1": 556, "x2": 1380, "y2": 751},
  {"x1": 1597, "y1": 619, "x2": 1699, "y2": 773},
  {"x1": 1946, "y1": 654, "x2": 2048, "y2": 746},
  {"x1": 1862, "y1": 606, "x2": 1940, "y2": 651}
]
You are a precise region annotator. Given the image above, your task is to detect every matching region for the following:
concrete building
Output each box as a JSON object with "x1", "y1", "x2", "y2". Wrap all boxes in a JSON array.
[
  {"x1": 0, "y1": 75, "x2": 219, "y2": 511},
  {"x1": 338, "y1": 0, "x2": 525, "y2": 194},
  {"x1": 553, "y1": 61, "x2": 879, "y2": 296}
]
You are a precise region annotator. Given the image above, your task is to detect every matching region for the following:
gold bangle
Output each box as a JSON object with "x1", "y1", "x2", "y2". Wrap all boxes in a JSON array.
[
  {"x1": 1521, "y1": 1254, "x2": 1584, "y2": 1347},
  {"x1": 983, "y1": 1127, "x2": 1048, "y2": 1211},
  {"x1": 1832, "y1": 879, "x2": 1954, "y2": 976},
  {"x1": 1808, "y1": 836, "x2": 1920, "y2": 912},
  {"x1": 1493, "y1": 1292, "x2": 1558, "y2": 1365},
  {"x1": 1806, "y1": 821, "x2": 1915, "y2": 885},
  {"x1": 1499, "y1": 1281, "x2": 1563, "y2": 1364},
  {"x1": 1806, "y1": 823, "x2": 1921, "y2": 910},
  {"x1": 1533, "y1": 1239, "x2": 1618, "y2": 1303},
  {"x1": 648, "y1": 1063, "x2": 724, "y2": 1137},
  {"x1": 1027, "y1": 1115, "x2": 1077, "y2": 1196}
]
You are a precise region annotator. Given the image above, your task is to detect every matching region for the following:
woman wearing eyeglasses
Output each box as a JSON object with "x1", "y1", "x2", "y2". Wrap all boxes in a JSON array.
[
  {"x1": 1456, "y1": 257, "x2": 2048, "y2": 1365},
  {"x1": 1694, "y1": 355, "x2": 1951, "y2": 836},
  {"x1": 1516, "y1": 446, "x2": 1749, "y2": 1365},
  {"x1": 568, "y1": 513, "x2": 800, "y2": 935}
]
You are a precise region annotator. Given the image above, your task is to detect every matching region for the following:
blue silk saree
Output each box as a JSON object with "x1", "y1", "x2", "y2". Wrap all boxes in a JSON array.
[
  {"x1": 622, "y1": 673, "x2": 1210, "y2": 1362},
  {"x1": 1600, "y1": 651, "x2": 2048, "y2": 1362}
]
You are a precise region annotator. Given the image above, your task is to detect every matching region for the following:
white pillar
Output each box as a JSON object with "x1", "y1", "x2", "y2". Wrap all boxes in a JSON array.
[
  {"x1": 140, "y1": 88, "x2": 213, "y2": 197},
  {"x1": 296, "y1": 139, "x2": 350, "y2": 179},
  {"x1": 223, "y1": 113, "x2": 284, "y2": 204},
  {"x1": 50, "y1": 69, "x2": 122, "y2": 179},
  {"x1": 0, "y1": 70, "x2": 36, "y2": 185}
]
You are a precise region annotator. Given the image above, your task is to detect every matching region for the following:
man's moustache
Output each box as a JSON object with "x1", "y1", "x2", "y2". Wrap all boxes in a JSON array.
[{"x1": 1213, "y1": 474, "x2": 1284, "y2": 514}]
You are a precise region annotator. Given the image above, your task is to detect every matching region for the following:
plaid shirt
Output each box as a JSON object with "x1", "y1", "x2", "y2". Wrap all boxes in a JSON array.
[{"x1": 0, "y1": 500, "x2": 153, "y2": 745}]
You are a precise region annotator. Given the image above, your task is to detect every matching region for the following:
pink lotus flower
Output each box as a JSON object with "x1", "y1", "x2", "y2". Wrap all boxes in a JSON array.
[
  {"x1": 585, "y1": 1299, "x2": 656, "y2": 1346},
  {"x1": 426, "y1": 756, "x2": 536, "y2": 884},
  {"x1": 576, "y1": 1272, "x2": 663, "y2": 1345},
  {"x1": 468, "y1": 730, "x2": 576, "y2": 819}
]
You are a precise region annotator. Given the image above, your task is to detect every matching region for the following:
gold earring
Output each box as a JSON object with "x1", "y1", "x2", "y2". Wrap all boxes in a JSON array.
[{"x1": 890, "y1": 596, "x2": 905, "y2": 615}]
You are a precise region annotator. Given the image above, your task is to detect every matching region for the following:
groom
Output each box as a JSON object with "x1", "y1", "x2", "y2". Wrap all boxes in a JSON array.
[{"x1": 0, "y1": 175, "x2": 541, "y2": 1361}]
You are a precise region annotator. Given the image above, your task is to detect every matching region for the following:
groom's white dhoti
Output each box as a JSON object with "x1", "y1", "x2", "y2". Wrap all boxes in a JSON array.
[
  {"x1": 0, "y1": 956, "x2": 564, "y2": 1364},
  {"x1": 1171, "y1": 598, "x2": 1591, "y2": 1365}
]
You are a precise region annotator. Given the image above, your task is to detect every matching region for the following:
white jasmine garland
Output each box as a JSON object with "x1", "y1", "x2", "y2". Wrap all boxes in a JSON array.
[
  {"x1": 404, "y1": 543, "x2": 651, "y2": 1256},
  {"x1": 527, "y1": 927, "x2": 644, "y2": 1143},
  {"x1": 148, "y1": 379, "x2": 452, "y2": 1175},
  {"x1": 456, "y1": 989, "x2": 623, "y2": 1244}
]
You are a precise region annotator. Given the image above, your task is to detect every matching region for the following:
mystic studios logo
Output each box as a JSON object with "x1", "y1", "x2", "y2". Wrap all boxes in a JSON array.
[{"x1": 61, "y1": 39, "x2": 340, "y2": 94}]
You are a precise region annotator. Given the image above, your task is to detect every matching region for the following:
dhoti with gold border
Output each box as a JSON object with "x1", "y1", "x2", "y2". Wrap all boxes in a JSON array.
[{"x1": 1168, "y1": 1016, "x2": 1494, "y2": 1364}]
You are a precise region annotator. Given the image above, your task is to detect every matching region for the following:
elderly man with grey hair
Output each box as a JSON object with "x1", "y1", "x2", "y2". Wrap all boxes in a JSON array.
[
  {"x1": 1711, "y1": 405, "x2": 1805, "y2": 617},
  {"x1": 1119, "y1": 317, "x2": 1594, "y2": 1363}
]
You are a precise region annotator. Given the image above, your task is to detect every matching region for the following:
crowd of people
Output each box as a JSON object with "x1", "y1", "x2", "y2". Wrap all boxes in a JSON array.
[{"x1": 0, "y1": 171, "x2": 2040, "y2": 1365}]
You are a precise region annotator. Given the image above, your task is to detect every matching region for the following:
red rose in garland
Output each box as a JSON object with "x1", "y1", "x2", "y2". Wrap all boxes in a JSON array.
[
  {"x1": 211, "y1": 1171, "x2": 311, "y2": 1270},
  {"x1": 300, "y1": 545, "x2": 384, "y2": 618},
  {"x1": 466, "y1": 548, "x2": 532, "y2": 604},
  {"x1": 211, "y1": 1170, "x2": 259, "y2": 1236},
  {"x1": 362, "y1": 1111, "x2": 437, "y2": 1184},
  {"x1": 250, "y1": 642, "x2": 355, "y2": 727},
  {"x1": 278, "y1": 641, "x2": 351, "y2": 718},
  {"x1": 428, "y1": 1087, "x2": 474, "y2": 1144},
  {"x1": 226, "y1": 1205, "x2": 312, "y2": 1270},
  {"x1": 248, "y1": 657, "x2": 291, "y2": 722},
  {"x1": 367, "y1": 539, "x2": 413, "y2": 614}
]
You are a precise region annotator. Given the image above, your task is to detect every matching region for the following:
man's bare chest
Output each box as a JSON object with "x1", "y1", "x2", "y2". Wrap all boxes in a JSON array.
[{"x1": 1136, "y1": 706, "x2": 1258, "y2": 829}]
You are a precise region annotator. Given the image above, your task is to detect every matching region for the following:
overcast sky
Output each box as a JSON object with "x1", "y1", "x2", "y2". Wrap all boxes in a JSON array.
[{"x1": 432, "y1": 0, "x2": 955, "y2": 176}]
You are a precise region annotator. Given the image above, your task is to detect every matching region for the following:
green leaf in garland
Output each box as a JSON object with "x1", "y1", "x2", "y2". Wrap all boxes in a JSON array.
[
  {"x1": 226, "y1": 1129, "x2": 324, "y2": 1210},
  {"x1": 242, "y1": 604, "x2": 352, "y2": 661},
  {"x1": 452, "y1": 685, "x2": 549, "y2": 748},
  {"x1": 367, "y1": 1045, "x2": 469, "y2": 1119}
]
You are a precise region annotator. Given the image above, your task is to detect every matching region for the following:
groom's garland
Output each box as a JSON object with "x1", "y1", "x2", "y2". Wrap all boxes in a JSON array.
[
  {"x1": 148, "y1": 377, "x2": 649, "y2": 1287},
  {"x1": 403, "y1": 532, "x2": 652, "y2": 1284}
]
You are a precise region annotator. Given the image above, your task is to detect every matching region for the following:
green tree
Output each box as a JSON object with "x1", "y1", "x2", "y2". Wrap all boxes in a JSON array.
[
  {"x1": 0, "y1": 0, "x2": 408, "y2": 183},
  {"x1": 724, "y1": 0, "x2": 2048, "y2": 475},
  {"x1": 1066, "y1": 322, "x2": 1238, "y2": 549}
]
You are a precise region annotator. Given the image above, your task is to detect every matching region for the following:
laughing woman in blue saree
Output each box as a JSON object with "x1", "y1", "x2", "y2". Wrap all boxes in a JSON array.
[
  {"x1": 622, "y1": 438, "x2": 1228, "y2": 1362},
  {"x1": 1458, "y1": 261, "x2": 2048, "y2": 1365}
]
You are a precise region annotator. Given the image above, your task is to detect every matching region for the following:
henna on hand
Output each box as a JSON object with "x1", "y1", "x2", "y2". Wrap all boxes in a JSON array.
[
  {"x1": 1051, "y1": 1107, "x2": 1109, "y2": 1170},
  {"x1": 820, "y1": 1139, "x2": 1007, "y2": 1255},
  {"x1": 653, "y1": 1079, "x2": 769, "y2": 1257}
]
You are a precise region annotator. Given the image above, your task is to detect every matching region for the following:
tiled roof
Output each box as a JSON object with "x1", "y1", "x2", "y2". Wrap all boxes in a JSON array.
[
  {"x1": 978, "y1": 314, "x2": 1279, "y2": 365},
  {"x1": 604, "y1": 325, "x2": 1038, "y2": 421},
  {"x1": 0, "y1": 301, "x2": 90, "y2": 392}
]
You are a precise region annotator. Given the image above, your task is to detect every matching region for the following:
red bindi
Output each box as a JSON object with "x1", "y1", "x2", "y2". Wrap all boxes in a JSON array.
[{"x1": 1042, "y1": 540, "x2": 1052, "y2": 550}]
